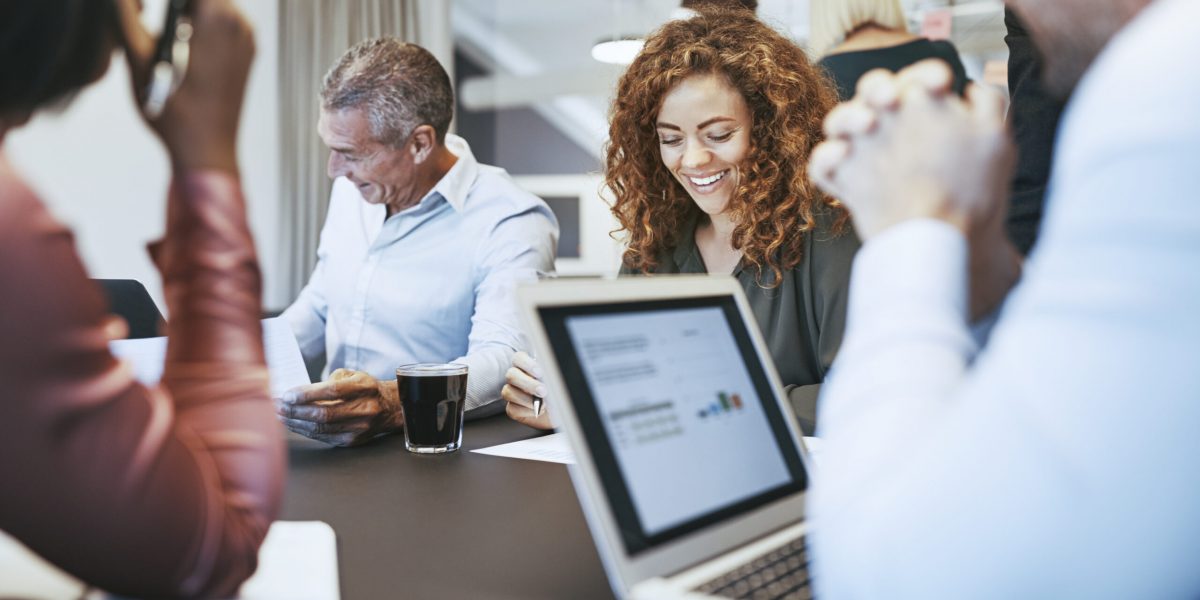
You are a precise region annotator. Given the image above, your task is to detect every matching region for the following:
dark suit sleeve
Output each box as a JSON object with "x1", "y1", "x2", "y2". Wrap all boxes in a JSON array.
[{"x1": 1005, "y1": 8, "x2": 1065, "y2": 255}]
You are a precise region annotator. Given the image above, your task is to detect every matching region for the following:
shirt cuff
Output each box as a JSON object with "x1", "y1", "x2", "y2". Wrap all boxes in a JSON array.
[{"x1": 846, "y1": 219, "x2": 969, "y2": 336}]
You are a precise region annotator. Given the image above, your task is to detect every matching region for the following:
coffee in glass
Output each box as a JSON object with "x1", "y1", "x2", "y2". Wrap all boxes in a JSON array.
[{"x1": 395, "y1": 363, "x2": 468, "y2": 453}]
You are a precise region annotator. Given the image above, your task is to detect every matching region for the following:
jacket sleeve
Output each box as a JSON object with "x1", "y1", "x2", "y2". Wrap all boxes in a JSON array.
[{"x1": 0, "y1": 170, "x2": 285, "y2": 599}]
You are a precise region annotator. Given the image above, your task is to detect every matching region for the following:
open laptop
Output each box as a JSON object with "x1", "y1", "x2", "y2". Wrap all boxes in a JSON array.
[{"x1": 518, "y1": 275, "x2": 816, "y2": 600}]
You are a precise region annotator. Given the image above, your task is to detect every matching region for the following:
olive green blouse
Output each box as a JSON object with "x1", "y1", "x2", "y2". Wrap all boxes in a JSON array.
[{"x1": 622, "y1": 211, "x2": 860, "y2": 434}]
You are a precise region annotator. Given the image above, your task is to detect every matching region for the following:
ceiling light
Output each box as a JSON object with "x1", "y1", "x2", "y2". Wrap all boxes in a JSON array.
[{"x1": 591, "y1": 37, "x2": 645, "y2": 65}]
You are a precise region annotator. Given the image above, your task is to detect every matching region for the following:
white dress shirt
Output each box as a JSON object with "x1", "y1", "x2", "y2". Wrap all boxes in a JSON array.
[
  {"x1": 283, "y1": 135, "x2": 558, "y2": 415},
  {"x1": 810, "y1": 0, "x2": 1200, "y2": 597}
]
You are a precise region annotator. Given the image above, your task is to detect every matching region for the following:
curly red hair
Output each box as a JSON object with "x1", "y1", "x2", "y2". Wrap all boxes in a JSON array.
[{"x1": 606, "y1": 9, "x2": 842, "y2": 284}]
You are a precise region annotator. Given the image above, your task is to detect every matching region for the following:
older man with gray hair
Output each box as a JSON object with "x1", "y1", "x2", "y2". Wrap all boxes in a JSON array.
[{"x1": 278, "y1": 40, "x2": 558, "y2": 447}]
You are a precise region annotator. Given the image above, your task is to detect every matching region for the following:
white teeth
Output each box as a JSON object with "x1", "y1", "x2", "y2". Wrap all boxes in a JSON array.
[{"x1": 689, "y1": 171, "x2": 726, "y2": 186}]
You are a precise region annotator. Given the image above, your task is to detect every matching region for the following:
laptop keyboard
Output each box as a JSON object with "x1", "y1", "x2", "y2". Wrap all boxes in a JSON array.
[{"x1": 692, "y1": 536, "x2": 811, "y2": 599}]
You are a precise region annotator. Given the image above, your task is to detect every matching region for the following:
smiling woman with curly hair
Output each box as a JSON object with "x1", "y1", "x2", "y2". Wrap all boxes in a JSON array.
[
  {"x1": 502, "y1": 9, "x2": 859, "y2": 435},
  {"x1": 608, "y1": 9, "x2": 845, "y2": 284}
]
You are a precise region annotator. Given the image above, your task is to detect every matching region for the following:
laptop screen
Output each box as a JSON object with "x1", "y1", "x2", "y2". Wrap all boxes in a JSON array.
[{"x1": 539, "y1": 294, "x2": 808, "y2": 556}]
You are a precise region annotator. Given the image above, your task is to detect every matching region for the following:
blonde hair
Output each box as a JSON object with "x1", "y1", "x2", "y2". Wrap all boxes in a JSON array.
[{"x1": 809, "y1": 0, "x2": 908, "y2": 57}]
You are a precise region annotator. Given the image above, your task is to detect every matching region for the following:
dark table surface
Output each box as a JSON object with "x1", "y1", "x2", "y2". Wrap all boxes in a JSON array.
[{"x1": 281, "y1": 416, "x2": 616, "y2": 600}]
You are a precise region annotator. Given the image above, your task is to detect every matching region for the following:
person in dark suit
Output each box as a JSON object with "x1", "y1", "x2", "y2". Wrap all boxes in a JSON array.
[{"x1": 1004, "y1": 8, "x2": 1066, "y2": 255}]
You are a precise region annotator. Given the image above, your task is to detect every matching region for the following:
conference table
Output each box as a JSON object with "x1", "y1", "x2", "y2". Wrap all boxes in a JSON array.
[{"x1": 281, "y1": 416, "x2": 616, "y2": 599}]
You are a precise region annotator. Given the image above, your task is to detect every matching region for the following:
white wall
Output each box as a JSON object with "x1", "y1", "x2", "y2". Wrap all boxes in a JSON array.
[{"x1": 5, "y1": 0, "x2": 284, "y2": 312}]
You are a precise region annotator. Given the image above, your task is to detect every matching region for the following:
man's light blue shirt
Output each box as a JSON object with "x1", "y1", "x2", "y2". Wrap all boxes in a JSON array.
[{"x1": 283, "y1": 135, "x2": 558, "y2": 415}]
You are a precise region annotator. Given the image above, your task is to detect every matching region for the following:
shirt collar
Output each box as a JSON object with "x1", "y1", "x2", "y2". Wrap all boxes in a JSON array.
[{"x1": 424, "y1": 134, "x2": 478, "y2": 213}]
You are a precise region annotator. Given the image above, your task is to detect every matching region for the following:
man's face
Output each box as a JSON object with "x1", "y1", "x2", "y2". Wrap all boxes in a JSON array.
[
  {"x1": 318, "y1": 107, "x2": 419, "y2": 210},
  {"x1": 1007, "y1": 0, "x2": 1150, "y2": 99}
]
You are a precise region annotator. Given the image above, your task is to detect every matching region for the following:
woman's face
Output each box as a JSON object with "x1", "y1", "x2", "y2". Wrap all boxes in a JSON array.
[{"x1": 655, "y1": 73, "x2": 753, "y2": 218}]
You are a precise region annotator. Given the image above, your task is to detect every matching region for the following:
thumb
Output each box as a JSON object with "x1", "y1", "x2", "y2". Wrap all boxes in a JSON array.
[{"x1": 329, "y1": 368, "x2": 356, "y2": 381}]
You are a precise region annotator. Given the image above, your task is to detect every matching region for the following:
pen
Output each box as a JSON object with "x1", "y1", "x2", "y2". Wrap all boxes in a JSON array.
[{"x1": 532, "y1": 395, "x2": 544, "y2": 418}]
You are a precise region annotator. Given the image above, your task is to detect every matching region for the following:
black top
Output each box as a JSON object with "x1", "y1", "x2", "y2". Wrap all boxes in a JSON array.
[
  {"x1": 621, "y1": 210, "x2": 860, "y2": 435},
  {"x1": 1004, "y1": 8, "x2": 1064, "y2": 256},
  {"x1": 818, "y1": 38, "x2": 969, "y2": 101}
]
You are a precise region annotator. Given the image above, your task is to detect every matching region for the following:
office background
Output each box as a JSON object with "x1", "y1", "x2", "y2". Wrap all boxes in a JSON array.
[{"x1": 4, "y1": 0, "x2": 1007, "y2": 313}]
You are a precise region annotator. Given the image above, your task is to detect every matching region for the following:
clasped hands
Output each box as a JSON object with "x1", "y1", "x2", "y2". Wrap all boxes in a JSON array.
[
  {"x1": 810, "y1": 60, "x2": 1022, "y2": 319},
  {"x1": 276, "y1": 369, "x2": 404, "y2": 447}
]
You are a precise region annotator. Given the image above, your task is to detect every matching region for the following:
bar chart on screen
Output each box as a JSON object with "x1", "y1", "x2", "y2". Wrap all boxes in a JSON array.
[
  {"x1": 696, "y1": 391, "x2": 745, "y2": 419},
  {"x1": 564, "y1": 305, "x2": 792, "y2": 535},
  {"x1": 607, "y1": 400, "x2": 683, "y2": 447},
  {"x1": 567, "y1": 307, "x2": 766, "y2": 451}
]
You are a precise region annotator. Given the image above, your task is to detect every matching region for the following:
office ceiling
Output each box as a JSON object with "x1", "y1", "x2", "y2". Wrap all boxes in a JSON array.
[{"x1": 452, "y1": 0, "x2": 1007, "y2": 158}]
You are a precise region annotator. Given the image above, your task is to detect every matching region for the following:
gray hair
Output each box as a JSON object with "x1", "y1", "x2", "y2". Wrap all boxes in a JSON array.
[{"x1": 320, "y1": 39, "x2": 454, "y2": 147}]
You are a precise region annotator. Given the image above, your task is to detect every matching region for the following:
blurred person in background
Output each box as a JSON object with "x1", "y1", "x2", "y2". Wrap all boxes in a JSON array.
[
  {"x1": 810, "y1": 0, "x2": 969, "y2": 100},
  {"x1": 0, "y1": 0, "x2": 284, "y2": 597},
  {"x1": 502, "y1": 9, "x2": 858, "y2": 436}
]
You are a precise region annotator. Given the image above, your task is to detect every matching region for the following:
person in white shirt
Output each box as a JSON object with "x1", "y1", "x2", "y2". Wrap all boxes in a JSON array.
[
  {"x1": 806, "y1": 0, "x2": 1200, "y2": 596},
  {"x1": 277, "y1": 40, "x2": 558, "y2": 447}
]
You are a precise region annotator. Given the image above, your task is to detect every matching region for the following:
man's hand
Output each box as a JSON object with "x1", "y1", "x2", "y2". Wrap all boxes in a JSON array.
[
  {"x1": 810, "y1": 60, "x2": 1015, "y2": 240},
  {"x1": 276, "y1": 369, "x2": 404, "y2": 447},
  {"x1": 809, "y1": 60, "x2": 1022, "y2": 318},
  {"x1": 502, "y1": 352, "x2": 553, "y2": 430}
]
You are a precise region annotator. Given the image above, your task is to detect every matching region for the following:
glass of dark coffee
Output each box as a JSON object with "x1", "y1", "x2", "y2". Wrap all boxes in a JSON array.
[{"x1": 396, "y1": 363, "x2": 468, "y2": 454}]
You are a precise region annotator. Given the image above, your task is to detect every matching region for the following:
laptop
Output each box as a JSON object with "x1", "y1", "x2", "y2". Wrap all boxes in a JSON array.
[{"x1": 518, "y1": 275, "x2": 816, "y2": 600}]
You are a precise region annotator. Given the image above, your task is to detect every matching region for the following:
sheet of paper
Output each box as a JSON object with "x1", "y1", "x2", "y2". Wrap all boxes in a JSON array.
[
  {"x1": 0, "y1": 529, "x2": 85, "y2": 600},
  {"x1": 109, "y1": 317, "x2": 311, "y2": 398},
  {"x1": 0, "y1": 521, "x2": 339, "y2": 600},
  {"x1": 472, "y1": 432, "x2": 823, "y2": 468},
  {"x1": 108, "y1": 335, "x2": 167, "y2": 385},
  {"x1": 472, "y1": 432, "x2": 577, "y2": 464},
  {"x1": 235, "y1": 521, "x2": 340, "y2": 600},
  {"x1": 260, "y1": 317, "x2": 313, "y2": 397}
]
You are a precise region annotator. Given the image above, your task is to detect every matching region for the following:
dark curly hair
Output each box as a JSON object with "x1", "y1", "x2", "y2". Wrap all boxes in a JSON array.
[
  {"x1": 0, "y1": 0, "x2": 116, "y2": 120},
  {"x1": 605, "y1": 9, "x2": 842, "y2": 285}
]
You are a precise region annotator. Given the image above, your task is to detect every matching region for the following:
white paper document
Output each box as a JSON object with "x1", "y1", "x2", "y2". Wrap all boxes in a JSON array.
[
  {"x1": 473, "y1": 432, "x2": 823, "y2": 467},
  {"x1": 235, "y1": 521, "x2": 340, "y2": 600},
  {"x1": 108, "y1": 317, "x2": 311, "y2": 398},
  {"x1": 0, "y1": 521, "x2": 339, "y2": 600},
  {"x1": 473, "y1": 432, "x2": 577, "y2": 464}
]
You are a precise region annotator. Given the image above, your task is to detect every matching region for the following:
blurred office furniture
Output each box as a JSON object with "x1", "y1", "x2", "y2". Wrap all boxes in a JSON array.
[{"x1": 94, "y1": 278, "x2": 165, "y2": 339}]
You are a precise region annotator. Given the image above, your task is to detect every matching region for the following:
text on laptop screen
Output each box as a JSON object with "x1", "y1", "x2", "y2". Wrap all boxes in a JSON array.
[{"x1": 540, "y1": 296, "x2": 807, "y2": 555}]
